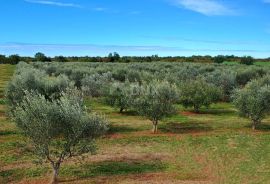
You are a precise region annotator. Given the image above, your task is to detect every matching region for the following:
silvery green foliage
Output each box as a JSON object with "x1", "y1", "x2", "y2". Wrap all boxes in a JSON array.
[
  {"x1": 255, "y1": 75, "x2": 270, "y2": 86},
  {"x1": 135, "y1": 81, "x2": 178, "y2": 133},
  {"x1": 179, "y1": 79, "x2": 222, "y2": 112},
  {"x1": 82, "y1": 72, "x2": 112, "y2": 97},
  {"x1": 6, "y1": 63, "x2": 74, "y2": 110},
  {"x1": 11, "y1": 90, "x2": 108, "y2": 182},
  {"x1": 233, "y1": 76, "x2": 270, "y2": 130},
  {"x1": 112, "y1": 68, "x2": 127, "y2": 82},
  {"x1": 236, "y1": 68, "x2": 267, "y2": 86},
  {"x1": 6, "y1": 65, "x2": 46, "y2": 107},
  {"x1": 126, "y1": 70, "x2": 142, "y2": 83},
  {"x1": 204, "y1": 71, "x2": 237, "y2": 101},
  {"x1": 69, "y1": 69, "x2": 89, "y2": 88},
  {"x1": 30, "y1": 62, "x2": 269, "y2": 92},
  {"x1": 105, "y1": 81, "x2": 141, "y2": 113}
]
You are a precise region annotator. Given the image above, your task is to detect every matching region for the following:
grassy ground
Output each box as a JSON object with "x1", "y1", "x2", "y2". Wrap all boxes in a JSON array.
[
  {"x1": 223, "y1": 61, "x2": 270, "y2": 66},
  {"x1": 1, "y1": 64, "x2": 270, "y2": 184}
]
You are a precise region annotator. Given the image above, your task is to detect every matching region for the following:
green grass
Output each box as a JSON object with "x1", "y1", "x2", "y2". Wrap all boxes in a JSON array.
[
  {"x1": 223, "y1": 61, "x2": 240, "y2": 65},
  {"x1": 0, "y1": 167, "x2": 48, "y2": 183},
  {"x1": 1, "y1": 64, "x2": 270, "y2": 183},
  {"x1": 0, "y1": 64, "x2": 15, "y2": 97},
  {"x1": 61, "y1": 161, "x2": 166, "y2": 178},
  {"x1": 223, "y1": 61, "x2": 270, "y2": 66},
  {"x1": 254, "y1": 62, "x2": 270, "y2": 66}
]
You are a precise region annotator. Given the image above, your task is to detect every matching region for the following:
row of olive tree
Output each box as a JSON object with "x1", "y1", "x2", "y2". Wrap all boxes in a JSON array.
[
  {"x1": 34, "y1": 61, "x2": 269, "y2": 103},
  {"x1": 103, "y1": 81, "x2": 178, "y2": 133},
  {"x1": 16, "y1": 62, "x2": 270, "y2": 132},
  {"x1": 103, "y1": 79, "x2": 222, "y2": 133},
  {"x1": 103, "y1": 74, "x2": 270, "y2": 132}
]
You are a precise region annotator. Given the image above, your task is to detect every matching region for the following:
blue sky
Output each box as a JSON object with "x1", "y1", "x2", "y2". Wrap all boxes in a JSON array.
[{"x1": 0, "y1": 0, "x2": 270, "y2": 58}]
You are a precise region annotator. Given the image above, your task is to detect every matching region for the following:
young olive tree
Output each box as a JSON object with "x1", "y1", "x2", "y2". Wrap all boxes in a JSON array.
[
  {"x1": 11, "y1": 90, "x2": 108, "y2": 184},
  {"x1": 105, "y1": 81, "x2": 139, "y2": 113},
  {"x1": 233, "y1": 79, "x2": 270, "y2": 130},
  {"x1": 179, "y1": 79, "x2": 222, "y2": 113},
  {"x1": 135, "y1": 81, "x2": 178, "y2": 133}
]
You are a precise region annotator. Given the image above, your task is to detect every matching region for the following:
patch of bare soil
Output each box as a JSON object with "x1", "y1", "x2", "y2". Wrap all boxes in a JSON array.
[
  {"x1": 18, "y1": 178, "x2": 49, "y2": 184},
  {"x1": 193, "y1": 154, "x2": 216, "y2": 182},
  {"x1": 0, "y1": 112, "x2": 6, "y2": 118},
  {"x1": 1, "y1": 162, "x2": 36, "y2": 172},
  {"x1": 65, "y1": 152, "x2": 172, "y2": 166}
]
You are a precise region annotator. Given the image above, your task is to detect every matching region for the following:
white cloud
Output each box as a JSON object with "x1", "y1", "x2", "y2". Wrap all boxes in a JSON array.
[
  {"x1": 263, "y1": 0, "x2": 270, "y2": 3},
  {"x1": 93, "y1": 7, "x2": 107, "y2": 12},
  {"x1": 171, "y1": 0, "x2": 236, "y2": 16},
  {"x1": 24, "y1": 0, "x2": 82, "y2": 8}
]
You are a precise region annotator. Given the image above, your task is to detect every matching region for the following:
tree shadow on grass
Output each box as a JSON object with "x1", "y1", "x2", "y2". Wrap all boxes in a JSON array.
[
  {"x1": 0, "y1": 167, "x2": 47, "y2": 184},
  {"x1": 161, "y1": 122, "x2": 213, "y2": 134},
  {"x1": 195, "y1": 109, "x2": 236, "y2": 116},
  {"x1": 123, "y1": 110, "x2": 139, "y2": 116},
  {"x1": 60, "y1": 160, "x2": 166, "y2": 182},
  {"x1": 0, "y1": 130, "x2": 17, "y2": 136},
  {"x1": 202, "y1": 109, "x2": 236, "y2": 115},
  {"x1": 257, "y1": 124, "x2": 270, "y2": 131},
  {"x1": 244, "y1": 123, "x2": 270, "y2": 131},
  {"x1": 107, "y1": 124, "x2": 141, "y2": 134}
]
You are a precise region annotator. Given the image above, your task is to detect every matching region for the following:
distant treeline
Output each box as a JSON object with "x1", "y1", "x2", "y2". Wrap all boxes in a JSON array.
[{"x1": 0, "y1": 52, "x2": 269, "y2": 64}]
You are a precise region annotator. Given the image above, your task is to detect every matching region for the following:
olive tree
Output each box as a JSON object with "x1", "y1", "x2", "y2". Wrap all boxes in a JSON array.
[
  {"x1": 240, "y1": 56, "x2": 254, "y2": 65},
  {"x1": 135, "y1": 81, "x2": 178, "y2": 133},
  {"x1": 236, "y1": 68, "x2": 266, "y2": 86},
  {"x1": 81, "y1": 72, "x2": 112, "y2": 97},
  {"x1": 6, "y1": 65, "x2": 73, "y2": 110},
  {"x1": 35, "y1": 52, "x2": 50, "y2": 62},
  {"x1": 213, "y1": 55, "x2": 225, "y2": 64},
  {"x1": 179, "y1": 79, "x2": 222, "y2": 112},
  {"x1": 233, "y1": 78, "x2": 270, "y2": 130},
  {"x1": 105, "y1": 81, "x2": 139, "y2": 113},
  {"x1": 8, "y1": 54, "x2": 21, "y2": 64},
  {"x1": 205, "y1": 71, "x2": 237, "y2": 101},
  {"x1": 11, "y1": 90, "x2": 108, "y2": 183}
]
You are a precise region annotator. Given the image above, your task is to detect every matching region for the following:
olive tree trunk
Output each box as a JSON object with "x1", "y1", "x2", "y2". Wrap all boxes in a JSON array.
[
  {"x1": 51, "y1": 162, "x2": 61, "y2": 184},
  {"x1": 152, "y1": 120, "x2": 158, "y2": 133},
  {"x1": 252, "y1": 120, "x2": 260, "y2": 131},
  {"x1": 120, "y1": 108, "x2": 124, "y2": 113},
  {"x1": 194, "y1": 106, "x2": 200, "y2": 113}
]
